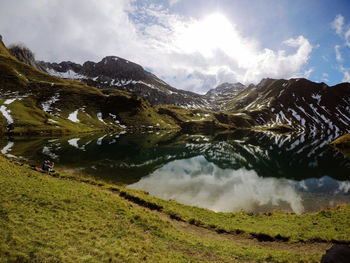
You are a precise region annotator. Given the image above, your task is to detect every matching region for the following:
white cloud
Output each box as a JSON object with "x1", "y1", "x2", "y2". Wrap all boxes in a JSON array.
[
  {"x1": 304, "y1": 67, "x2": 314, "y2": 78},
  {"x1": 169, "y1": 0, "x2": 180, "y2": 6},
  {"x1": 335, "y1": 45, "x2": 343, "y2": 62},
  {"x1": 340, "y1": 66, "x2": 350, "y2": 82},
  {"x1": 331, "y1": 14, "x2": 350, "y2": 81},
  {"x1": 321, "y1": 55, "x2": 328, "y2": 62},
  {"x1": 321, "y1": 73, "x2": 329, "y2": 82},
  {"x1": 332, "y1": 14, "x2": 344, "y2": 36},
  {"x1": 331, "y1": 14, "x2": 350, "y2": 47},
  {"x1": 0, "y1": 0, "x2": 314, "y2": 93},
  {"x1": 345, "y1": 28, "x2": 350, "y2": 47}
]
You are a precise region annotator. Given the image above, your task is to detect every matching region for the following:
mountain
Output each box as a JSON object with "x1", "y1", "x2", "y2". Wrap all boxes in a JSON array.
[
  {"x1": 8, "y1": 43, "x2": 46, "y2": 72},
  {"x1": 206, "y1": 82, "x2": 245, "y2": 96},
  {"x1": 204, "y1": 82, "x2": 246, "y2": 111},
  {"x1": 223, "y1": 78, "x2": 350, "y2": 136},
  {"x1": 3, "y1": 37, "x2": 350, "y2": 138},
  {"x1": 0, "y1": 38, "x2": 256, "y2": 135},
  {"x1": 38, "y1": 56, "x2": 210, "y2": 109},
  {"x1": 0, "y1": 38, "x2": 182, "y2": 134},
  {"x1": 38, "y1": 55, "x2": 350, "y2": 137}
]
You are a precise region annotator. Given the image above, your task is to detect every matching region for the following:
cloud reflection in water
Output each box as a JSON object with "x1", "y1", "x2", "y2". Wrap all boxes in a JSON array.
[{"x1": 129, "y1": 156, "x2": 305, "y2": 214}]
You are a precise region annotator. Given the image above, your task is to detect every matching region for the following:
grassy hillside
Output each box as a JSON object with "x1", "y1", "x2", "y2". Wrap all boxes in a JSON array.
[
  {"x1": 0, "y1": 39, "x2": 181, "y2": 135},
  {"x1": 125, "y1": 188, "x2": 350, "y2": 243},
  {"x1": 1, "y1": 156, "x2": 349, "y2": 262},
  {"x1": 157, "y1": 105, "x2": 256, "y2": 133},
  {"x1": 0, "y1": 38, "x2": 260, "y2": 135}
]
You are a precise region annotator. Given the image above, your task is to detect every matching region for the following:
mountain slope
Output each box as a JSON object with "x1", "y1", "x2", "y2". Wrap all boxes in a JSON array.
[
  {"x1": 222, "y1": 78, "x2": 350, "y2": 136},
  {"x1": 204, "y1": 82, "x2": 246, "y2": 111},
  {"x1": 0, "y1": 38, "x2": 181, "y2": 135},
  {"x1": 4, "y1": 38, "x2": 350, "y2": 137},
  {"x1": 8, "y1": 43, "x2": 47, "y2": 71},
  {"x1": 40, "y1": 52, "x2": 350, "y2": 137},
  {"x1": 38, "y1": 56, "x2": 210, "y2": 108},
  {"x1": 1, "y1": 38, "x2": 257, "y2": 135}
]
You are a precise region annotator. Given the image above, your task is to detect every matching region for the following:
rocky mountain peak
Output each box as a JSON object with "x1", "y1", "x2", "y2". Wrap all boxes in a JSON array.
[
  {"x1": 81, "y1": 56, "x2": 149, "y2": 80},
  {"x1": 206, "y1": 82, "x2": 245, "y2": 96},
  {"x1": 7, "y1": 43, "x2": 46, "y2": 71}
]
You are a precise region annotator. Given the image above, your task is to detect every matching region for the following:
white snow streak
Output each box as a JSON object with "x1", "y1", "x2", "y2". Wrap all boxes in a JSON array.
[{"x1": 68, "y1": 110, "x2": 80, "y2": 123}]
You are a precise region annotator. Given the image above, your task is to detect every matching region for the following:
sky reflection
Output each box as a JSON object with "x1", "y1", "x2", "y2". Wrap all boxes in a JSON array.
[{"x1": 130, "y1": 156, "x2": 349, "y2": 214}]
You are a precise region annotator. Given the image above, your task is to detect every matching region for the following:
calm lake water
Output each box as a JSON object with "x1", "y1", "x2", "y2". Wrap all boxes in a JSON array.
[{"x1": 1, "y1": 130, "x2": 349, "y2": 214}]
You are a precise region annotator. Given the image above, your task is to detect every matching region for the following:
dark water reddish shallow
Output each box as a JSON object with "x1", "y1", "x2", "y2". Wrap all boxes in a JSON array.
[{"x1": 1, "y1": 130, "x2": 349, "y2": 214}]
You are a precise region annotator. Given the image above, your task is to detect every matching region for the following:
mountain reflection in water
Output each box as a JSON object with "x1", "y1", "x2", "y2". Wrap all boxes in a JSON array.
[{"x1": 1, "y1": 130, "x2": 349, "y2": 213}]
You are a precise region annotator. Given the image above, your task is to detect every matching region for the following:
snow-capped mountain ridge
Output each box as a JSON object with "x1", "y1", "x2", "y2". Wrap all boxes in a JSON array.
[
  {"x1": 38, "y1": 56, "x2": 209, "y2": 109},
  {"x1": 14, "y1": 45, "x2": 350, "y2": 137},
  {"x1": 230, "y1": 78, "x2": 350, "y2": 136}
]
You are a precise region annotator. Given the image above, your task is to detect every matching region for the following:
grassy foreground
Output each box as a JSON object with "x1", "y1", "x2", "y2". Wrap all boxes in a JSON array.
[
  {"x1": 0, "y1": 156, "x2": 349, "y2": 262},
  {"x1": 125, "y1": 189, "x2": 350, "y2": 243}
]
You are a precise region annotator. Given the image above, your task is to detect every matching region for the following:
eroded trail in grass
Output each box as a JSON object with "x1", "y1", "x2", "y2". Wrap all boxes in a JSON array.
[
  {"x1": 114, "y1": 188, "x2": 333, "y2": 255},
  {"x1": 163, "y1": 212, "x2": 331, "y2": 254}
]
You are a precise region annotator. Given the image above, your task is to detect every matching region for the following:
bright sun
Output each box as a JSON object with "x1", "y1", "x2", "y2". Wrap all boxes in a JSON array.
[{"x1": 175, "y1": 13, "x2": 252, "y2": 61}]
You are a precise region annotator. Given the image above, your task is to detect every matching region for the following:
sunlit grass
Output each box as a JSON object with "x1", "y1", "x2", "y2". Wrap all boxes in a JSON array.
[{"x1": 0, "y1": 156, "x2": 330, "y2": 262}]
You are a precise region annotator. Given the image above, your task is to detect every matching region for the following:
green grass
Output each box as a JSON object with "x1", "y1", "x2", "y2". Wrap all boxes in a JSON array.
[
  {"x1": 0, "y1": 156, "x2": 333, "y2": 262},
  {"x1": 125, "y1": 188, "x2": 350, "y2": 243},
  {"x1": 157, "y1": 105, "x2": 257, "y2": 132}
]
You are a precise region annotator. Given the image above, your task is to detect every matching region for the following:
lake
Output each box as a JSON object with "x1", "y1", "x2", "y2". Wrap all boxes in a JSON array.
[{"x1": 1, "y1": 130, "x2": 349, "y2": 214}]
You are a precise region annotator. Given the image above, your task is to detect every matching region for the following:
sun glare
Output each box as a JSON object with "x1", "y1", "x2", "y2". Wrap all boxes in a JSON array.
[{"x1": 175, "y1": 13, "x2": 253, "y2": 62}]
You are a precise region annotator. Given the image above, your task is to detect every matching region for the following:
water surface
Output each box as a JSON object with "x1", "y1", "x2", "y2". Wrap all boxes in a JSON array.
[{"x1": 1, "y1": 130, "x2": 349, "y2": 214}]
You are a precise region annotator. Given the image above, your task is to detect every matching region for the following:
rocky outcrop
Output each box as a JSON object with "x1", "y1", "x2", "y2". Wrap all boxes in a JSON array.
[
  {"x1": 206, "y1": 82, "x2": 245, "y2": 96},
  {"x1": 7, "y1": 43, "x2": 46, "y2": 71}
]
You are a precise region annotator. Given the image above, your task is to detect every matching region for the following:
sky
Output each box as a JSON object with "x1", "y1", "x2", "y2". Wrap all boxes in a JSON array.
[{"x1": 0, "y1": 0, "x2": 350, "y2": 94}]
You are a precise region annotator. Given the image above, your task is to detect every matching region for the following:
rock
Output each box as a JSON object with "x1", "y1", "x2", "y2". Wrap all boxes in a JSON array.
[
  {"x1": 7, "y1": 43, "x2": 46, "y2": 71},
  {"x1": 321, "y1": 245, "x2": 350, "y2": 263}
]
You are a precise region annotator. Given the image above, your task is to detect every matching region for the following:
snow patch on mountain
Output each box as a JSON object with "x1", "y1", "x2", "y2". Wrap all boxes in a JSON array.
[
  {"x1": 68, "y1": 110, "x2": 80, "y2": 123},
  {"x1": 1, "y1": 141, "x2": 14, "y2": 155},
  {"x1": 47, "y1": 68, "x2": 85, "y2": 79},
  {"x1": 68, "y1": 138, "x2": 80, "y2": 148},
  {"x1": 97, "y1": 112, "x2": 105, "y2": 123},
  {"x1": 0, "y1": 105, "x2": 13, "y2": 124},
  {"x1": 42, "y1": 93, "x2": 60, "y2": 113}
]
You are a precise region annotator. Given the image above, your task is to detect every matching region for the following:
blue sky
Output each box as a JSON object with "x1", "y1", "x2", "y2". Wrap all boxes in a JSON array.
[
  {"x1": 166, "y1": 0, "x2": 350, "y2": 85},
  {"x1": 0, "y1": 0, "x2": 349, "y2": 93}
]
